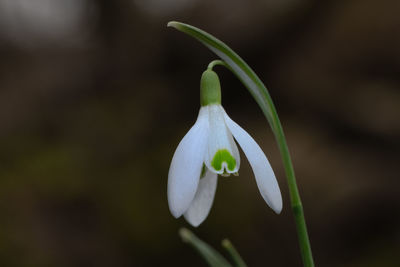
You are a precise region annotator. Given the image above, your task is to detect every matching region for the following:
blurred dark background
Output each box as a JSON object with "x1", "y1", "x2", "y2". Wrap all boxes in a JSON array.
[{"x1": 0, "y1": 0, "x2": 399, "y2": 266}]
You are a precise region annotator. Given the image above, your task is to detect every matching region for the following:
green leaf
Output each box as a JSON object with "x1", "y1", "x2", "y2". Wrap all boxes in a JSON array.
[
  {"x1": 179, "y1": 228, "x2": 233, "y2": 267},
  {"x1": 221, "y1": 239, "x2": 248, "y2": 267}
]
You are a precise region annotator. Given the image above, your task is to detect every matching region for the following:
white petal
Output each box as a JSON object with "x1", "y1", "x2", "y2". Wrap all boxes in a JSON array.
[
  {"x1": 184, "y1": 169, "x2": 218, "y2": 227},
  {"x1": 223, "y1": 111, "x2": 282, "y2": 214},
  {"x1": 204, "y1": 105, "x2": 240, "y2": 174},
  {"x1": 168, "y1": 107, "x2": 209, "y2": 218}
]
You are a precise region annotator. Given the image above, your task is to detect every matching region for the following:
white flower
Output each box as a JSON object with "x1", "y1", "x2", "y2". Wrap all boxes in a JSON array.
[
  {"x1": 168, "y1": 103, "x2": 282, "y2": 226},
  {"x1": 167, "y1": 69, "x2": 282, "y2": 227}
]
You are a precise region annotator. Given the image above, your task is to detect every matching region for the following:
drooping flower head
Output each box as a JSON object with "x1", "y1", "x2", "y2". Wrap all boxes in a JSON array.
[{"x1": 168, "y1": 68, "x2": 282, "y2": 227}]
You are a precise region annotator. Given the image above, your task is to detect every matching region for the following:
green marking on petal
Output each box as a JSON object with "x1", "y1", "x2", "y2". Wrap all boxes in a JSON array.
[
  {"x1": 211, "y1": 149, "x2": 236, "y2": 172},
  {"x1": 200, "y1": 164, "x2": 207, "y2": 178}
]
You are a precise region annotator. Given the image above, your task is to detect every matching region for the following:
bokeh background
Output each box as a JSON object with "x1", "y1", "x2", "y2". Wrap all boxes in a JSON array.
[{"x1": 0, "y1": 0, "x2": 399, "y2": 266}]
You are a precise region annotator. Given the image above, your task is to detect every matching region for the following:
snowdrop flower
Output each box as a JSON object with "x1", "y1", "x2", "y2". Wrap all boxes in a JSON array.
[{"x1": 168, "y1": 69, "x2": 282, "y2": 227}]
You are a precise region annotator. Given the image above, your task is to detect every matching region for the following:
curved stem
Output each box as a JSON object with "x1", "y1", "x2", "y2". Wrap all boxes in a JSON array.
[
  {"x1": 214, "y1": 61, "x2": 314, "y2": 267},
  {"x1": 207, "y1": 59, "x2": 227, "y2": 70}
]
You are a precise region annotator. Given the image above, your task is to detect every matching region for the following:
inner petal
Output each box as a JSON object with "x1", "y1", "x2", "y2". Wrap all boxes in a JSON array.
[
  {"x1": 204, "y1": 105, "x2": 240, "y2": 174},
  {"x1": 211, "y1": 149, "x2": 236, "y2": 172}
]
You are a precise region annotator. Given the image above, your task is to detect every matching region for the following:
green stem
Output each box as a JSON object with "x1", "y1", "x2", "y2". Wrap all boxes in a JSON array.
[
  {"x1": 207, "y1": 59, "x2": 226, "y2": 70},
  {"x1": 214, "y1": 61, "x2": 314, "y2": 267},
  {"x1": 274, "y1": 117, "x2": 314, "y2": 267}
]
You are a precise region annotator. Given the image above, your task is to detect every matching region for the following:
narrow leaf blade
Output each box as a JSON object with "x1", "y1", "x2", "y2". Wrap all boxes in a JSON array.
[
  {"x1": 179, "y1": 228, "x2": 232, "y2": 267},
  {"x1": 221, "y1": 239, "x2": 248, "y2": 267}
]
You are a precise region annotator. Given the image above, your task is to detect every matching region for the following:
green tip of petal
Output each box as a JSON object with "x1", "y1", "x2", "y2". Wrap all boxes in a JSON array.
[
  {"x1": 211, "y1": 149, "x2": 236, "y2": 172},
  {"x1": 200, "y1": 164, "x2": 207, "y2": 178}
]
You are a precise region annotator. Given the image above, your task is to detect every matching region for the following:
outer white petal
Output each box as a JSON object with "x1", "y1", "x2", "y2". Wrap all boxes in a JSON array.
[
  {"x1": 184, "y1": 169, "x2": 218, "y2": 227},
  {"x1": 204, "y1": 104, "x2": 240, "y2": 174},
  {"x1": 168, "y1": 107, "x2": 209, "y2": 218},
  {"x1": 223, "y1": 112, "x2": 282, "y2": 214}
]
